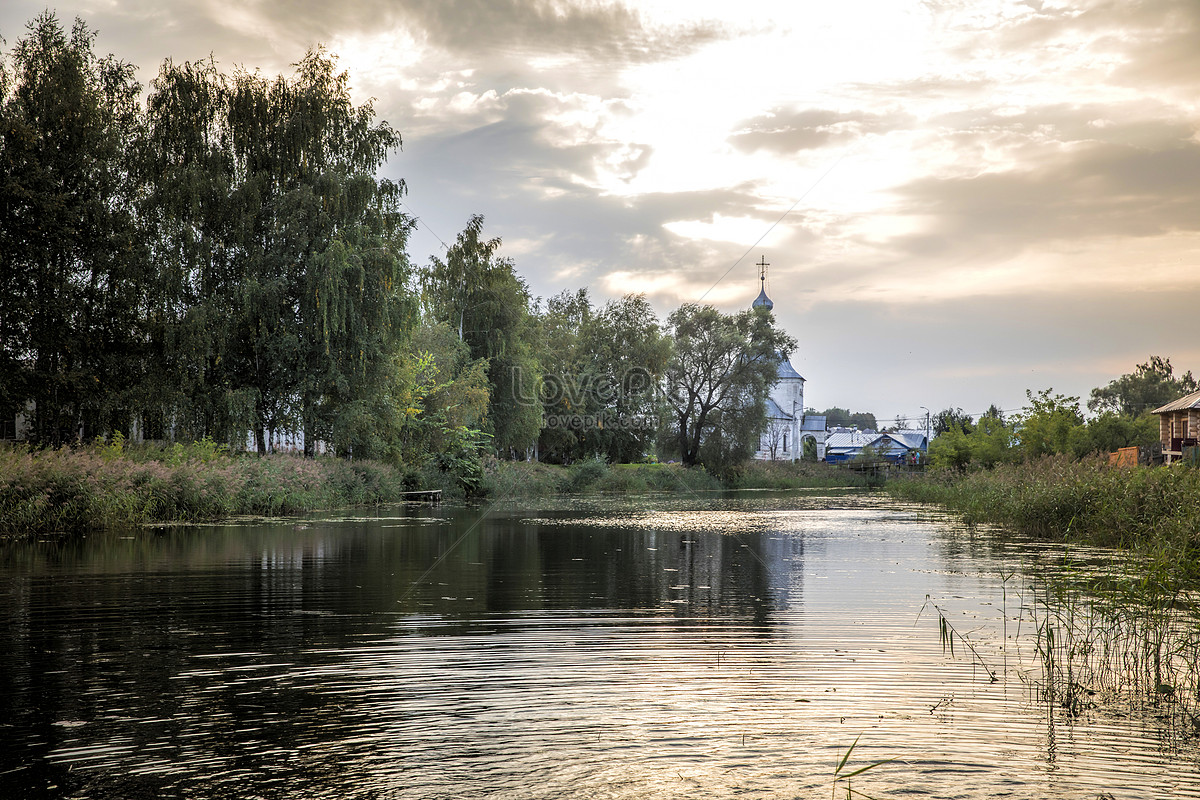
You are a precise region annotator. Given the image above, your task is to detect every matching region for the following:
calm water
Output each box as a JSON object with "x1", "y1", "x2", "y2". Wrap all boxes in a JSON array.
[{"x1": 2, "y1": 491, "x2": 1198, "y2": 799}]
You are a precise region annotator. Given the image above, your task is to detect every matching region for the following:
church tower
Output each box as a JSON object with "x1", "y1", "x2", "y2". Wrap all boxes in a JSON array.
[{"x1": 751, "y1": 257, "x2": 825, "y2": 460}]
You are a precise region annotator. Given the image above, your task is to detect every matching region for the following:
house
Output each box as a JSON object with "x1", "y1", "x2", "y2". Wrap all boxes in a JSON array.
[
  {"x1": 1153, "y1": 388, "x2": 1200, "y2": 464},
  {"x1": 823, "y1": 429, "x2": 928, "y2": 465},
  {"x1": 749, "y1": 262, "x2": 827, "y2": 461},
  {"x1": 0, "y1": 402, "x2": 34, "y2": 441}
]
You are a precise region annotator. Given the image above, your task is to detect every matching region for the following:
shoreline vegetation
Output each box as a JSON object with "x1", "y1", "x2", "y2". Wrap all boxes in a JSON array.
[
  {"x1": 0, "y1": 441, "x2": 872, "y2": 538},
  {"x1": 889, "y1": 456, "x2": 1200, "y2": 559}
]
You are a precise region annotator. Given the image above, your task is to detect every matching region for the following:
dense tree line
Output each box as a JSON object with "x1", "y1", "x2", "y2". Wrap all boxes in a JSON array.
[
  {"x1": 928, "y1": 357, "x2": 1196, "y2": 470},
  {"x1": 0, "y1": 14, "x2": 791, "y2": 479}
]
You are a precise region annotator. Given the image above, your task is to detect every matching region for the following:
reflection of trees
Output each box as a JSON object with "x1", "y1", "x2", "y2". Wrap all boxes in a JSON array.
[{"x1": 0, "y1": 505, "x2": 802, "y2": 797}]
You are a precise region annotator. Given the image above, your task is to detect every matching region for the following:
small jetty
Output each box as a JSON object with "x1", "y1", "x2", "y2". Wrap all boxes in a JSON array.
[{"x1": 399, "y1": 489, "x2": 442, "y2": 505}]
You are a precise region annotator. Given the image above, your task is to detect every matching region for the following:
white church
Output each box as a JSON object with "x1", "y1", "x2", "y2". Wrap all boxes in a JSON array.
[{"x1": 750, "y1": 263, "x2": 827, "y2": 461}]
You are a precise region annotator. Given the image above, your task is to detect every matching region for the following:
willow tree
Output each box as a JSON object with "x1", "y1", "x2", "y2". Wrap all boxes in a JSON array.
[
  {"x1": 0, "y1": 13, "x2": 146, "y2": 444},
  {"x1": 140, "y1": 57, "x2": 245, "y2": 442},
  {"x1": 144, "y1": 49, "x2": 414, "y2": 454}
]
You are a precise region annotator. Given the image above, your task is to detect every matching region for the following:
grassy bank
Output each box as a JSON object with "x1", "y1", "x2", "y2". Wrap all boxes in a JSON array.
[
  {"x1": 888, "y1": 455, "x2": 1200, "y2": 553},
  {"x1": 0, "y1": 441, "x2": 415, "y2": 537},
  {"x1": 480, "y1": 457, "x2": 869, "y2": 499},
  {"x1": 3, "y1": 441, "x2": 873, "y2": 538}
]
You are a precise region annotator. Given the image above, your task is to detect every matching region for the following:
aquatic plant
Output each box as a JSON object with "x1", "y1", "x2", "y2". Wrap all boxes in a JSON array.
[
  {"x1": 831, "y1": 734, "x2": 895, "y2": 799},
  {"x1": 920, "y1": 597, "x2": 999, "y2": 683}
]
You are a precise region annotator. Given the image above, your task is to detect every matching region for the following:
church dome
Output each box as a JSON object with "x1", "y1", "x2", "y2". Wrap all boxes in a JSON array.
[{"x1": 752, "y1": 286, "x2": 773, "y2": 310}]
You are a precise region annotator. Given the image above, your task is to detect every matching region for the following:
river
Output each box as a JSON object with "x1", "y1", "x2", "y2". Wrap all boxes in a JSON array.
[{"x1": 1, "y1": 490, "x2": 1197, "y2": 799}]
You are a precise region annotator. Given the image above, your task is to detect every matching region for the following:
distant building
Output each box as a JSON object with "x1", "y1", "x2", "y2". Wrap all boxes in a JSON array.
[
  {"x1": 1153, "y1": 388, "x2": 1200, "y2": 464},
  {"x1": 750, "y1": 260, "x2": 827, "y2": 461},
  {"x1": 824, "y1": 429, "x2": 928, "y2": 465}
]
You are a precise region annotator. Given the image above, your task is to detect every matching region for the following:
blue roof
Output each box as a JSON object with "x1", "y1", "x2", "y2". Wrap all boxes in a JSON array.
[
  {"x1": 775, "y1": 353, "x2": 803, "y2": 381},
  {"x1": 752, "y1": 285, "x2": 774, "y2": 310}
]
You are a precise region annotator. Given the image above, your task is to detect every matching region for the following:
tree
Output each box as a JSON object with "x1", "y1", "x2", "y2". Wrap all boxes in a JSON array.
[
  {"x1": 1077, "y1": 411, "x2": 1158, "y2": 456},
  {"x1": 1014, "y1": 388, "x2": 1084, "y2": 460},
  {"x1": 763, "y1": 417, "x2": 789, "y2": 461},
  {"x1": 138, "y1": 49, "x2": 414, "y2": 455},
  {"x1": 139, "y1": 57, "x2": 243, "y2": 442},
  {"x1": 929, "y1": 407, "x2": 1017, "y2": 470},
  {"x1": 933, "y1": 407, "x2": 974, "y2": 436},
  {"x1": 663, "y1": 303, "x2": 796, "y2": 468},
  {"x1": 820, "y1": 406, "x2": 877, "y2": 431},
  {"x1": 228, "y1": 49, "x2": 413, "y2": 457},
  {"x1": 1089, "y1": 356, "x2": 1197, "y2": 417},
  {"x1": 579, "y1": 293, "x2": 671, "y2": 463},
  {"x1": 0, "y1": 13, "x2": 147, "y2": 444},
  {"x1": 422, "y1": 216, "x2": 541, "y2": 457}
]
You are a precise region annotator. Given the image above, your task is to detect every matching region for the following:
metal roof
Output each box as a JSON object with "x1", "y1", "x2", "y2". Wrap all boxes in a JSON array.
[
  {"x1": 765, "y1": 396, "x2": 792, "y2": 420},
  {"x1": 824, "y1": 431, "x2": 883, "y2": 450},
  {"x1": 889, "y1": 432, "x2": 928, "y2": 450},
  {"x1": 824, "y1": 431, "x2": 926, "y2": 452},
  {"x1": 752, "y1": 285, "x2": 774, "y2": 310},
  {"x1": 1153, "y1": 388, "x2": 1200, "y2": 414},
  {"x1": 775, "y1": 354, "x2": 803, "y2": 381}
]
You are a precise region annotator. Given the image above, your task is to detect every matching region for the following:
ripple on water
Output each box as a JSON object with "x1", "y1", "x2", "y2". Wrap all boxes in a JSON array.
[{"x1": 3, "y1": 494, "x2": 1200, "y2": 799}]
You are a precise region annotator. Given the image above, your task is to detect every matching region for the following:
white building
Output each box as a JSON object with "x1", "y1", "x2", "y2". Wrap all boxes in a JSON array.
[{"x1": 750, "y1": 268, "x2": 827, "y2": 461}]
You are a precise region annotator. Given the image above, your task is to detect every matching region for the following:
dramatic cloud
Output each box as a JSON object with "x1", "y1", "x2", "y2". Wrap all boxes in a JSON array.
[{"x1": 3, "y1": 0, "x2": 1198, "y2": 416}]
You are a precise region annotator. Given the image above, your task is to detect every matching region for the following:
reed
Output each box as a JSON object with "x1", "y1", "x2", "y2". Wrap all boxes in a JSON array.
[
  {"x1": 888, "y1": 455, "x2": 1200, "y2": 556},
  {"x1": 900, "y1": 457, "x2": 1200, "y2": 735},
  {"x1": 831, "y1": 734, "x2": 895, "y2": 799},
  {"x1": 0, "y1": 441, "x2": 413, "y2": 538}
]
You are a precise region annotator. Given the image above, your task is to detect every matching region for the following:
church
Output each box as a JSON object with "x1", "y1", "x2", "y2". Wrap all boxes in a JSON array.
[{"x1": 750, "y1": 261, "x2": 827, "y2": 461}]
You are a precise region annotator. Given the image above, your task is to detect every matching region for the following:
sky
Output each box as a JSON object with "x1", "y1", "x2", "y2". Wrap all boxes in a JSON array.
[{"x1": 3, "y1": 0, "x2": 1199, "y2": 426}]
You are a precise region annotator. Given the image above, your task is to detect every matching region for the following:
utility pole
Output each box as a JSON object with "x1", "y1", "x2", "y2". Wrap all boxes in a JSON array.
[{"x1": 920, "y1": 406, "x2": 931, "y2": 453}]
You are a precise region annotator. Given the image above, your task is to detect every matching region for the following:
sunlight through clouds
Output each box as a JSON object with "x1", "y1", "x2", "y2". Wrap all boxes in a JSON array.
[{"x1": 2, "y1": 0, "x2": 1198, "y2": 414}]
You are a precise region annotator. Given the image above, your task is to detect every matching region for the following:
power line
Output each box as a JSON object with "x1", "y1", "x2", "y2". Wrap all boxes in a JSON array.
[
  {"x1": 400, "y1": 199, "x2": 450, "y2": 252},
  {"x1": 696, "y1": 153, "x2": 845, "y2": 303}
]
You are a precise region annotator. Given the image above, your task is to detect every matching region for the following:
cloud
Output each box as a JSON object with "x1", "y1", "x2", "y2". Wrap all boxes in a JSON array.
[
  {"x1": 729, "y1": 108, "x2": 913, "y2": 155},
  {"x1": 891, "y1": 138, "x2": 1200, "y2": 256}
]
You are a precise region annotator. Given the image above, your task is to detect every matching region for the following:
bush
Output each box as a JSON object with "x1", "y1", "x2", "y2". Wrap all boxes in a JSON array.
[{"x1": 558, "y1": 458, "x2": 610, "y2": 493}]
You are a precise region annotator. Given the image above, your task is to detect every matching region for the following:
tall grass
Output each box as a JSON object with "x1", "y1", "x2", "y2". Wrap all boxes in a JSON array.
[
  {"x1": 896, "y1": 455, "x2": 1200, "y2": 732},
  {"x1": 889, "y1": 455, "x2": 1200, "y2": 553},
  {"x1": 732, "y1": 459, "x2": 873, "y2": 490},
  {"x1": 0, "y1": 441, "x2": 413, "y2": 538}
]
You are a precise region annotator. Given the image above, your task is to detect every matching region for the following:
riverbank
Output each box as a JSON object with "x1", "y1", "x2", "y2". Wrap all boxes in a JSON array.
[
  {"x1": 480, "y1": 457, "x2": 871, "y2": 499},
  {"x1": 887, "y1": 455, "x2": 1200, "y2": 569},
  {"x1": 0, "y1": 442, "x2": 869, "y2": 537},
  {"x1": 0, "y1": 440, "x2": 417, "y2": 537}
]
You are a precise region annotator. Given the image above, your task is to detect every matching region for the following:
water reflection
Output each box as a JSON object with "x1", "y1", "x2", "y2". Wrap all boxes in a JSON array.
[{"x1": 1, "y1": 492, "x2": 1197, "y2": 799}]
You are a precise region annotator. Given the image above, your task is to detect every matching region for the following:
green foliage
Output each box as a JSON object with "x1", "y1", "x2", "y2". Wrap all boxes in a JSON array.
[
  {"x1": 1088, "y1": 355, "x2": 1197, "y2": 416},
  {"x1": 663, "y1": 303, "x2": 796, "y2": 469},
  {"x1": 421, "y1": 215, "x2": 541, "y2": 457},
  {"x1": 558, "y1": 457, "x2": 611, "y2": 493},
  {"x1": 928, "y1": 411, "x2": 1017, "y2": 470},
  {"x1": 537, "y1": 291, "x2": 671, "y2": 465},
  {"x1": 2, "y1": 19, "x2": 415, "y2": 456},
  {"x1": 0, "y1": 13, "x2": 148, "y2": 444},
  {"x1": 1012, "y1": 388, "x2": 1084, "y2": 460},
  {"x1": 819, "y1": 407, "x2": 878, "y2": 431},
  {"x1": 933, "y1": 407, "x2": 973, "y2": 436}
]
